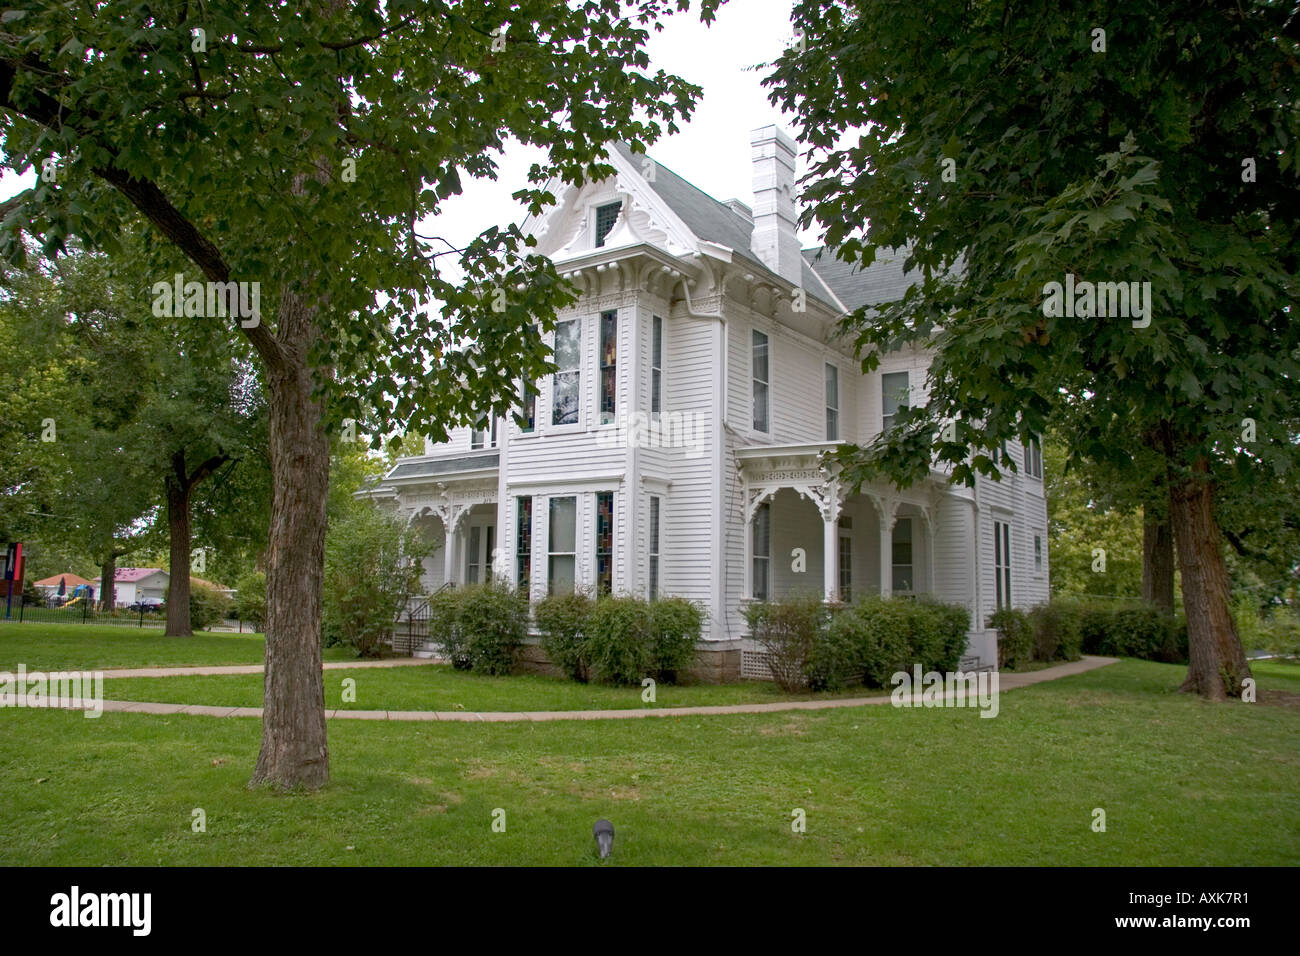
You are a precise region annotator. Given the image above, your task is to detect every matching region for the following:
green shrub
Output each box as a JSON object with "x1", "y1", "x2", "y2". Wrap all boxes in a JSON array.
[
  {"x1": 189, "y1": 583, "x2": 231, "y2": 631},
  {"x1": 989, "y1": 607, "x2": 1033, "y2": 669},
  {"x1": 428, "y1": 588, "x2": 469, "y2": 668},
  {"x1": 1066, "y1": 599, "x2": 1186, "y2": 663},
  {"x1": 1027, "y1": 599, "x2": 1086, "y2": 661},
  {"x1": 812, "y1": 608, "x2": 868, "y2": 690},
  {"x1": 535, "y1": 591, "x2": 596, "y2": 682},
  {"x1": 456, "y1": 581, "x2": 528, "y2": 676},
  {"x1": 649, "y1": 597, "x2": 704, "y2": 681},
  {"x1": 744, "y1": 595, "x2": 827, "y2": 691},
  {"x1": 586, "y1": 595, "x2": 656, "y2": 685},
  {"x1": 912, "y1": 598, "x2": 971, "y2": 674},
  {"x1": 234, "y1": 571, "x2": 267, "y2": 631}
]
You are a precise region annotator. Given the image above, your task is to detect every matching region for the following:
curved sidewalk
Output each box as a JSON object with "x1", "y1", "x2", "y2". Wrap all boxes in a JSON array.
[{"x1": 40, "y1": 656, "x2": 1117, "y2": 722}]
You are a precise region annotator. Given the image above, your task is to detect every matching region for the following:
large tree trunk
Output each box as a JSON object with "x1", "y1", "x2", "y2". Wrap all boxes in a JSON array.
[
  {"x1": 250, "y1": 297, "x2": 330, "y2": 790},
  {"x1": 99, "y1": 553, "x2": 117, "y2": 611},
  {"x1": 1141, "y1": 507, "x2": 1175, "y2": 613},
  {"x1": 1168, "y1": 456, "x2": 1251, "y2": 700},
  {"x1": 165, "y1": 469, "x2": 193, "y2": 637}
]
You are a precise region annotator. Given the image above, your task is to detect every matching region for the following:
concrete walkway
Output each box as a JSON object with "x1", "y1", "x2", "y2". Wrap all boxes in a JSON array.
[
  {"x1": 36, "y1": 656, "x2": 1117, "y2": 722},
  {"x1": 93, "y1": 658, "x2": 433, "y2": 679}
]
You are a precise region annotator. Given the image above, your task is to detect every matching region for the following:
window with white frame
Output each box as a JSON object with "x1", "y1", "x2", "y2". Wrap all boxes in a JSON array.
[
  {"x1": 994, "y1": 520, "x2": 1012, "y2": 610},
  {"x1": 648, "y1": 496, "x2": 661, "y2": 600},
  {"x1": 825, "y1": 363, "x2": 839, "y2": 441},
  {"x1": 516, "y1": 496, "x2": 533, "y2": 591},
  {"x1": 599, "y1": 310, "x2": 617, "y2": 425},
  {"x1": 881, "y1": 371, "x2": 908, "y2": 431},
  {"x1": 595, "y1": 491, "x2": 614, "y2": 595},
  {"x1": 752, "y1": 330, "x2": 770, "y2": 433},
  {"x1": 1025, "y1": 437, "x2": 1043, "y2": 479},
  {"x1": 548, "y1": 496, "x2": 577, "y2": 595},
  {"x1": 552, "y1": 320, "x2": 581, "y2": 426},
  {"x1": 892, "y1": 517, "x2": 914, "y2": 593},
  {"x1": 651, "y1": 315, "x2": 663, "y2": 417},
  {"x1": 470, "y1": 415, "x2": 497, "y2": 449},
  {"x1": 752, "y1": 502, "x2": 771, "y2": 600}
]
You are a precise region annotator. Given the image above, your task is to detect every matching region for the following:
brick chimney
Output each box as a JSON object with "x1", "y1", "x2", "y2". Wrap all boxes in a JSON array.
[{"x1": 749, "y1": 125, "x2": 801, "y2": 285}]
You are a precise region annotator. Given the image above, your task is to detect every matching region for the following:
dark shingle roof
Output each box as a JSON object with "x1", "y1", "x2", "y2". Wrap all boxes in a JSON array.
[
  {"x1": 611, "y1": 142, "x2": 921, "y2": 315},
  {"x1": 386, "y1": 453, "x2": 499, "y2": 481}
]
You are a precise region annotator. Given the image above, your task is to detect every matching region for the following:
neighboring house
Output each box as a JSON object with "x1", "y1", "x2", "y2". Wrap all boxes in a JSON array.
[
  {"x1": 32, "y1": 573, "x2": 93, "y2": 600},
  {"x1": 90, "y1": 568, "x2": 170, "y2": 607},
  {"x1": 368, "y1": 126, "x2": 1049, "y2": 678},
  {"x1": 190, "y1": 577, "x2": 236, "y2": 602}
]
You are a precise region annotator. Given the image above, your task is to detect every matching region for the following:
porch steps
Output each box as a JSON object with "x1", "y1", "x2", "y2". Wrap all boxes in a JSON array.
[{"x1": 412, "y1": 642, "x2": 443, "y2": 660}]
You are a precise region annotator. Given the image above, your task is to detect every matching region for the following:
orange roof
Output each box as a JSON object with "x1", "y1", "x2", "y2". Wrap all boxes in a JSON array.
[{"x1": 33, "y1": 573, "x2": 92, "y2": 588}]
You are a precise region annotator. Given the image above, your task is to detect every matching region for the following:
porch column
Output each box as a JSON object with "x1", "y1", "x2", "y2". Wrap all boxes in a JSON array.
[
  {"x1": 823, "y1": 513, "x2": 838, "y2": 603},
  {"x1": 877, "y1": 497, "x2": 897, "y2": 598}
]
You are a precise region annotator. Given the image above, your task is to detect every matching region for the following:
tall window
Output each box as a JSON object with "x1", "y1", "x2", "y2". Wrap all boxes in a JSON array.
[
  {"x1": 516, "y1": 496, "x2": 533, "y2": 591},
  {"x1": 825, "y1": 363, "x2": 840, "y2": 440},
  {"x1": 467, "y1": 526, "x2": 483, "y2": 583},
  {"x1": 599, "y1": 310, "x2": 617, "y2": 424},
  {"x1": 650, "y1": 315, "x2": 663, "y2": 417},
  {"x1": 648, "y1": 496, "x2": 661, "y2": 600},
  {"x1": 881, "y1": 371, "x2": 909, "y2": 431},
  {"x1": 519, "y1": 381, "x2": 536, "y2": 434},
  {"x1": 595, "y1": 201, "x2": 621, "y2": 247},
  {"x1": 1034, "y1": 533, "x2": 1043, "y2": 572},
  {"x1": 548, "y1": 497, "x2": 577, "y2": 595},
  {"x1": 1024, "y1": 437, "x2": 1043, "y2": 479},
  {"x1": 595, "y1": 491, "x2": 614, "y2": 595},
  {"x1": 752, "y1": 330, "x2": 770, "y2": 432},
  {"x1": 994, "y1": 520, "x2": 1012, "y2": 610},
  {"x1": 892, "y1": 517, "x2": 914, "y2": 593},
  {"x1": 838, "y1": 530, "x2": 852, "y2": 602},
  {"x1": 752, "y1": 502, "x2": 771, "y2": 600},
  {"x1": 552, "y1": 320, "x2": 580, "y2": 426}
]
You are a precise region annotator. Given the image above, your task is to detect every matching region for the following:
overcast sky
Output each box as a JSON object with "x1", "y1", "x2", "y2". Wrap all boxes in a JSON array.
[{"x1": 1, "y1": 1, "x2": 814, "y2": 252}]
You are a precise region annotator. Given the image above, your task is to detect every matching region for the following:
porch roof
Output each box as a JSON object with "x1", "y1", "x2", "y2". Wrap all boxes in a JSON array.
[{"x1": 382, "y1": 450, "x2": 499, "y2": 484}]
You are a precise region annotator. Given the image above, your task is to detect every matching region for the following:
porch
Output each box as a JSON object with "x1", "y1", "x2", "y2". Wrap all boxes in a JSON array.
[{"x1": 738, "y1": 443, "x2": 948, "y2": 604}]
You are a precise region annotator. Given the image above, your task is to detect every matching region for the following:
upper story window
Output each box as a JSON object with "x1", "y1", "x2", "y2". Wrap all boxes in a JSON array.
[
  {"x1": 881, "y1": 371, "x2": 909, "y2": 431},
  {"x1": 599, "y1": 310, "x2": 617, "y2": 424},
  {"x1": 552, "y1": 319, "x2": 581, "y2": 426},
  {"x1": 470, "y1": 415, "x2": 497, "y2": 449},
  {"x1": 518, "y1": 380, "x2": 536, "y2": 434},
  {"x1": 1024, "y1": 437, "x2": 1043, "y2": 479},
  {"x1": 825, "y1": 363, "x2": 839, "y2": 441},
  {"x1": 752, "y1": 329, "x2": 770, "y2": 433},
  {"x1": 594, "y1": 201, "x2": 621, "y2": 247},
  {"x1": 650, "y1": 315, "x2": 663, "y2": 417}
]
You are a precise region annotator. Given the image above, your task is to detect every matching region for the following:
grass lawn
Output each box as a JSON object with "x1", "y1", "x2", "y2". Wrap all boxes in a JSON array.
[
  {"x1": 0, "y1": 622, "x2": 356, "y2": 670},
  {"x1": 101, "y1": 664, "x2": 877, "y2": 711},
  {"x1": 0, "y1": 659, "x2": 1296, "y2": 865}
]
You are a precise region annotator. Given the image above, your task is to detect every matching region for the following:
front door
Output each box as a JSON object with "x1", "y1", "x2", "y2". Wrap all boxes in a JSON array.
[{"x1": 465, "y1": 522, "x2": 496, "y2": 584}]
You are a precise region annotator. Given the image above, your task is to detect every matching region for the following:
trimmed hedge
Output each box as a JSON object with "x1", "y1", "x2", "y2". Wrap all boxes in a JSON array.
[
  {"x1": 747, "y1": 595, "x2": 971, "y2": 691},
  {"x1": 534, "y1": 591, "x2": 596, "y2": 682},
  {"x1": 428, "y1": 581, "x2": 529, "y2": 675},
  {"x1": 534, "y1": 592, "x2": 705, "y2": 685},
  {"x1": 989, "y1": 607, "x2": 1034, "y2": 669}
]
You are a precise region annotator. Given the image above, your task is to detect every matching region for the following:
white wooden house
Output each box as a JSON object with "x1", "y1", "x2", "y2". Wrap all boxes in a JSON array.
[{"x1": 370, "y1": 126, "x2": 1049, "y2": 679}]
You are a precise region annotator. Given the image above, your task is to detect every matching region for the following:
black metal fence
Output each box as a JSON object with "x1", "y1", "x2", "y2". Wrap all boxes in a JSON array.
[{"x1": 1, "y1": 596, "x2": 166, "y2": 629}]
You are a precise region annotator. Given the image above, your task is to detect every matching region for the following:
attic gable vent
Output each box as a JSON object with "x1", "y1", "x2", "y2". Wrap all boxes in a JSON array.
[{"x1": 595, "y1": 201, "x2": 622, "y2": 247}]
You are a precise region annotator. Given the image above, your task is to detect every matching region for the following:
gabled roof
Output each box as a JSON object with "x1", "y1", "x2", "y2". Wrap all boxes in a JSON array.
[
  {"x1": 91, "y1": 567, "x2": 168, "y2": 584},
  {"x1": 33, "y1": 573, "x2": 92, "y2": 588},
  {"x1": 610, "y1": 142, "x2": 921, "y2": 315}
]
